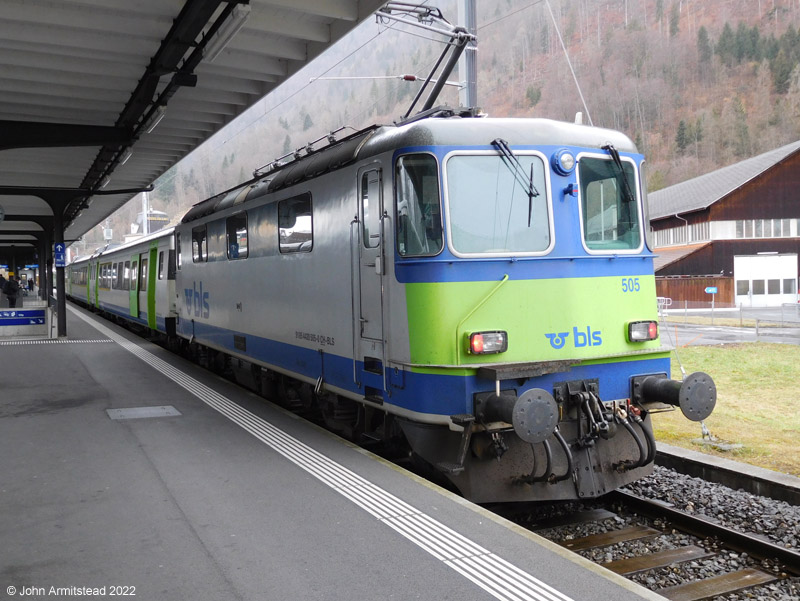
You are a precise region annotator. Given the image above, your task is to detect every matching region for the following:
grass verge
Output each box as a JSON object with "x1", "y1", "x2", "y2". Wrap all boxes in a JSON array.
[{"x1": 651, "y1": 342, "x2": 800, "y2": 477}]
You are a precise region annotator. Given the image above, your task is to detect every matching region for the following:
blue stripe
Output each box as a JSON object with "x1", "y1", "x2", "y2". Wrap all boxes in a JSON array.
[
  {"x1": 395, "y1": 254, "x2": 656, "y2": 284},
  {"x1": 100, "y1": 301, "x2": 166, "y2": 333},
  {"x1": 180, "y1": 319, "x2": 670, "y2": 417}
]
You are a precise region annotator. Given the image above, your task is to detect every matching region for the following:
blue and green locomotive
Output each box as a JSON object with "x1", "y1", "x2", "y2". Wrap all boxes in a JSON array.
[{"x1": 69, "y1": 112, "x2": 715, "y2": 503}]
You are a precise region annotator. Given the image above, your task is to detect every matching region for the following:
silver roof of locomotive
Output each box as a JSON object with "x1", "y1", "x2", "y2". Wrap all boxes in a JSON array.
[{"x1": 358, "y1": 116, "x2": 638, "y2": 158}]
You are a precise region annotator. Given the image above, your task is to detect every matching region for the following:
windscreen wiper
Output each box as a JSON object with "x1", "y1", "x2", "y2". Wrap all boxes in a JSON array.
[
  {"x1": 491, "y1": 138, "x2": 540, "y2": 227},
  {"x1": 601, "y1": 144, "x2": 635, "y2": 204}
]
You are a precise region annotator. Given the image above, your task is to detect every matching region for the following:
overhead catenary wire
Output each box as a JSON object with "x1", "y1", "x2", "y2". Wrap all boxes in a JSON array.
[{"x1": 544, "y1": 0, "x2": 593, "y2": 126}]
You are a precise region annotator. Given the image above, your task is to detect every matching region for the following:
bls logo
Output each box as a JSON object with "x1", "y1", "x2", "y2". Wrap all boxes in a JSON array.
[
  {"x1": 184, "y1": 281, "x2": 210, "y2": 318},
  {"x1": 545, "y1": 326, "x2": 603, "y2": 350}
]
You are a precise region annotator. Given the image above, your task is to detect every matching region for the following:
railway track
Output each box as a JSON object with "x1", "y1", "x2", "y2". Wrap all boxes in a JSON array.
[{"x1": 505, "y1": 489, "x2": 800, "y2": 601}]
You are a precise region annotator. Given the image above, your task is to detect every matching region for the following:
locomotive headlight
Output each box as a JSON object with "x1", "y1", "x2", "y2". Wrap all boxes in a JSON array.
[
  {"x1": 468, "y1": 331, "x2": 508, "y2": 355},
  {"x1": 628, "y1": 320, "x2": 658, "y2": 342},
  {"x1": 551, "y1": 149, "x2": 576, "y2": 175}
]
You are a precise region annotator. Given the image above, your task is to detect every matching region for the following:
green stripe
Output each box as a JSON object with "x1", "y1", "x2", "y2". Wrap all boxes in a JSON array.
[{"x1": 405, "y1": 275, "x2": 661, "y2": 366}]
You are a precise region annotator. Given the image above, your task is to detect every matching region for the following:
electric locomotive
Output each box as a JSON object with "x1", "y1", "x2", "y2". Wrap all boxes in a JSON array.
[
  {"x1": 68, "y1": 111, "x2": 716, "y2": 504},
  {"x1": 163, "y1": 110, "x2": 716, "y2": 503}
]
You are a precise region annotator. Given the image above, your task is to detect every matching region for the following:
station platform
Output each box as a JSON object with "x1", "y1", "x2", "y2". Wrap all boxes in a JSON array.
[{"x1": 1, "y1": 304, "x2": 664, "y2": 601}]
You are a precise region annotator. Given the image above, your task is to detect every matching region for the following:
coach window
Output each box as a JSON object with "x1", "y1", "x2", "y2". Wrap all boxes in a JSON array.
[
  {"x1": 579, "y1": 155, "x2": 642, "y2": 252},
  {"x1": 140, "y1": 258, "x2": 148, "y2": 291},
  {"x1": 395, "y1": 154, "x2": 442, "y2": 256},
  {"x1": 114, "y1": 262, "x2": 123, "y2": 289},
  {"x1": 175, "y1": 233, "x2": 182, "y2": 270},
  {"x1": 123, "y1": 261, "x2": 131, "y2": 290},
  {"x1": 279, "y1": 194, "x2": 313, "y2": 253},
  {"x1": 158, "y1": 251, "x2": 165, "y2": 279},
  {"x1": 226, "y1": 213, "x2": 248, "y2": 259},
  {"x1": 192, "y1": 226, "x2": 208, "y2": 262}
]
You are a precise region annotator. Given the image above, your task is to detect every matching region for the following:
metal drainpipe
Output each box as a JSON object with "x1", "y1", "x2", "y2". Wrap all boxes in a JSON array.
[{"x1": 675, "y1": 213, "x2": 689, "y2": 244}]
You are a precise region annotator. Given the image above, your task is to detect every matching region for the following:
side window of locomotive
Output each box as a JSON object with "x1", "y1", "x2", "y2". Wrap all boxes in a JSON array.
[
  {"x1": 579, "y1": 157, "x2": 642, "y2": 251},
  {"x1": 395, "y1": 154, "x2": 442, "y2": 257},
  {"x1": 226, "y1": 213, "x2": 248, "y2": 259},
  {"x1": 192, "y1": 226, "x2": 208, "y2": 262},
  {"x1": 175, "y1": 233, "x2": 182, "y2": 270},
  {"x1": 361, "y1": 170, "x2": 381, "y2": 248},
  {"x1": 278, "y1": 194, "x2": 313, "y2": 253}
]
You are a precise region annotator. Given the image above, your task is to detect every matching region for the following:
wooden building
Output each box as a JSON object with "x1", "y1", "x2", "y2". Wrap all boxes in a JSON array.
[{"x1": 648, "y1": 140, "x2": 800, "y2": 306}]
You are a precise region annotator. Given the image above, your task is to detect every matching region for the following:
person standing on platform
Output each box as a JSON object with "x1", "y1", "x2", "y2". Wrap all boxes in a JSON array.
[{"x1": 4, "y1": 276, "x2": 21, "y2": 308}]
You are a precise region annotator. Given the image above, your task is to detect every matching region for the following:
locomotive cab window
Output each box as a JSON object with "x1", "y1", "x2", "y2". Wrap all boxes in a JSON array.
[
  {"x1": 192, "y1": 226, "x2": 208, "y2": 262},
  {"x1": 278, "y1": 194, "x2": 313, "y2": 253},
  {"x1": 395, "y1": 154, "x2": 442, "y2": 257},
  {"x1": 445, "y1": 152, "x2": 550, "y2": 256},
  {"x1": 579, "y1": 156, "x2": 642, "y2": 252},
  {"x1": 226, "y1": 213, "x2": 248, "y2": 259}
]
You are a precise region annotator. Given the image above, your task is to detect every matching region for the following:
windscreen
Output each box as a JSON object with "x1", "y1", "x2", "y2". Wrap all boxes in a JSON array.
[
  {"x1": 579, "y1": 156, "x2": 641, "y2": 251},
  {"x1": 446, "y1": 154, "x2": 550, "y2": 255}
]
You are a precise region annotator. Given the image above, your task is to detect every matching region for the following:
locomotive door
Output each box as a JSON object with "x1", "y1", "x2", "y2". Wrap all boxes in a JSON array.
[{"x1": 357, "y1": 167, "x2": 385, "y2": 348}]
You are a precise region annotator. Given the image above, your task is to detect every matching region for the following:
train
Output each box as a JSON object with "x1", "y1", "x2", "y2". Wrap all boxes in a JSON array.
[{"x1": 68, "y1": 110, "x2": 716, "y2": 503}]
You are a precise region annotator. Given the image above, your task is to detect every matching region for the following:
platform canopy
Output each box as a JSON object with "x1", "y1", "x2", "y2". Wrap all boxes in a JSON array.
[{"x1": 0, "y1": 0, "x2": 387, "y2": 263}]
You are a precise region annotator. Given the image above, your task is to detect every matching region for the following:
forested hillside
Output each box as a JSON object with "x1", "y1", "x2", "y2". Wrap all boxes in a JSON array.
[{"x1": 83, "y1": 0, "x2": 800, "y2": 249}]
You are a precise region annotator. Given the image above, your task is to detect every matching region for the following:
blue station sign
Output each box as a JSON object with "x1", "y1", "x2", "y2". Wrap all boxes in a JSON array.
[
  {"x1": 0, "y1": 309, "x2": 46, "y2": 326},
  {"x1": 54, "y1": 242, "x2": 66, "y2": 268},
  {"x1": 705, "y1": 286, "x2": 718, "y2": 294}
]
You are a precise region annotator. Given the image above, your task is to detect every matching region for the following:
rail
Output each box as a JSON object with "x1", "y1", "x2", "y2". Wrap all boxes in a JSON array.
[{"x1": 607, "y1": 489, "x2": 800, "y2": 575}]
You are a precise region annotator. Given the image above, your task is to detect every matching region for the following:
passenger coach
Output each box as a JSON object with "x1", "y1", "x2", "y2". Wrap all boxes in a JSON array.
[{"x1": 68, "y1": 229, "x2": 177, "y2": 335}]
